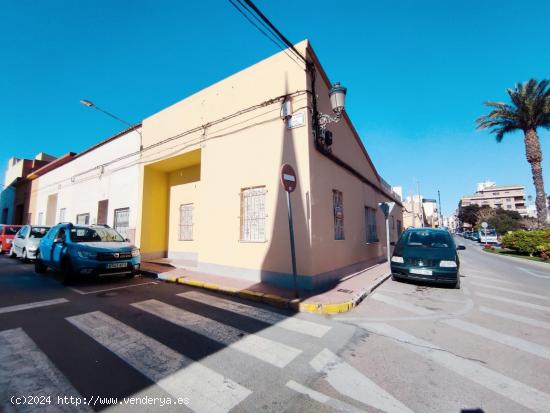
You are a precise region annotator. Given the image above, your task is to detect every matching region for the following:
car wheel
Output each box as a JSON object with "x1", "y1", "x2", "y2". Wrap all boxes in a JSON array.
[
  {"x1": 34, "y1": 252, "x2": 47, "y2": 274},
  {"x1": 61, "y1": 258, "x2": 74, "y2": 285},
  {"x1": 453, "y1": 277, "x2": 461, "y2": 289},
  {"x1": 22, "y1": 249, "x2": 29, "y2": 263},
  {"x1": 9, "y1": 247, "x2": 17, "y2": 258}
]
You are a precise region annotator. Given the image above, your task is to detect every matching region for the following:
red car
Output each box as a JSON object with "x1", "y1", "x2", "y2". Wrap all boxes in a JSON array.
[{"x1": 0, "y1": 225, "x2": 22, "y2": 254}]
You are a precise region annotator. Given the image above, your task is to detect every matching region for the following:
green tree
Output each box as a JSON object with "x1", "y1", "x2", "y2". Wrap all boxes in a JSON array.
[
  {"x1": 458, "y1": 204, "x2": 480, "y2": 227},
  {"x1": 476, "y1": 79, "x2": 550, "y2": 227}
]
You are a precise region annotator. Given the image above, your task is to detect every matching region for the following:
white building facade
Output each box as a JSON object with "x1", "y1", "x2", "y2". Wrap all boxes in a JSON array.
[{"x1": 28, "y1": 127, "x2": 142, "y2": 242}]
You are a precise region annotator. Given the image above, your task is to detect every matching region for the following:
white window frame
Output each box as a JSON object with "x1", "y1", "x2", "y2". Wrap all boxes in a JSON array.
[
  {"x1": 179, "y1": 204, "x2": 194, "y2": 241},
  {"x1": 240, "y1": 186, "x2": 267, "y2": 242},
  {"x1": 37, "y1": 212, "x2": 44, "y2": 225},
  {"x1": 76, "y1": 213, "x2": 90, "y2": 225},
  {"x1": 59, "y1": 208, "x2": 66, "y2": 223}
]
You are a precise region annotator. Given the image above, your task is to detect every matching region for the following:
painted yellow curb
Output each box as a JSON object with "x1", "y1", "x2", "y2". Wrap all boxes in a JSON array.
[
  {"x1": 263, "y1": 293, "x2": 291, "y2": 308},
  {"x1": 238, "y1": 290, "x2": 265, "y2": 302}
]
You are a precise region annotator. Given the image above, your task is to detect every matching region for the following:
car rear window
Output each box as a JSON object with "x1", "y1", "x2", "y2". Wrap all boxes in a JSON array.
[
  {"x1": 402, "y1": 231, "x2": 452, "y2": 248},
  {"x1": 5, "y1": 227, "x2": 19, "y2": 235},
  {"x1": 30, "y1": 227, "x2": 49, "y2": 238}
]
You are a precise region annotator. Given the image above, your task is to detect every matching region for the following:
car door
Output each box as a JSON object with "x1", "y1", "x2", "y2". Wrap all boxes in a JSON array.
[
  {"x1": 13, "y1": 226, "x2": 27, "y2": 255},
  {"x1": 40, "y1": 227, "x2": 55, "y2": 263},
  {"x1": 51, "y1": 228, "x2": 67, "y2": 268}
]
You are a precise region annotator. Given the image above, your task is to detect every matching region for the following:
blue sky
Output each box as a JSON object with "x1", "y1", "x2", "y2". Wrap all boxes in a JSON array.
[{"x1": 1, "y1": 0, "x2": 549, "y2": 215}]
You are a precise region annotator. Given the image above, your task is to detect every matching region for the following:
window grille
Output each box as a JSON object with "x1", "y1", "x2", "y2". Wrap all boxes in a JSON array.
[
  {"x1": 59, "y1": 208, "x2": 66, "y2": 223},
  {"x1": 37, "y1": 212, "x2": 44, "y2": 225},
  {"x1": 76, "y1": 213, "x2": 90, "y2": 225},
  {"x1": 240, "y1": 187, "x2": 267, "y2": 242},
  {"x1": 333, "y1": 190, "x2": 344, "y2": 240},
  {"x1": 365, "y1": 207, "x2": 378, "y2": 243},
  {"x1": 114, "y1": 208, "x2": 130, "y2": 239},
  {"x1": 179, "y1": 204, "x2": 194, "y2": 241}
]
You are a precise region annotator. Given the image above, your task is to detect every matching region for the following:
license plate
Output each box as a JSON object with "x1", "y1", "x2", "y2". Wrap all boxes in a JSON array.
[
  {"x1": 410, "y1": 268, "x2": 433, "y2": 276},
  {"x1": 106, "y1": 262, "x2": 128, "y2": 269}
]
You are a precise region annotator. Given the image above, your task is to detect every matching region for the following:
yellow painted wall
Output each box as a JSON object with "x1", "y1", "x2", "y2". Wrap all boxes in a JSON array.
[
  {"x1": 168, "y1": 165, "x2": 200, "y2": 254},
  {"x1": 141, "y1": 167, "x2": 169, "y2": 258}
]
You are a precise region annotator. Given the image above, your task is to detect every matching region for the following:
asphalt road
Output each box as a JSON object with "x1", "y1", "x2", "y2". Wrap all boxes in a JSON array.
[{"x1": 0, "y1": 238, "x2": 549, "y2": 413}]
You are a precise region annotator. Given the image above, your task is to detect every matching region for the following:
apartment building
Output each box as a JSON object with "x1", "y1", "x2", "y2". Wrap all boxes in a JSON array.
[
  {"x1": 460, "y1": 181, "x2": 527, "y2": 216},
  {"x1": 402, "y1": 195, "x2": 440, "y2": 228},
  {"x1": 21, "y1": 40, "x2": 402, "y2": 291}
]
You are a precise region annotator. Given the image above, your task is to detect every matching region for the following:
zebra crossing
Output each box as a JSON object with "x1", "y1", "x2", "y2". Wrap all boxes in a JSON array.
[{"x1": 2, "y1": 272, "x2": 550, "y2": 413}]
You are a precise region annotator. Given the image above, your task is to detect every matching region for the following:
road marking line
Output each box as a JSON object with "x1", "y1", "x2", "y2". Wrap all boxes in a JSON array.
[
  {"x1": 371, "y1": 293, "x2": 435, "y2": 315},
  {"x1": 0, "y1": 298, "x2": 68, "y2": 314},
  {"x1": 132, "y1": 299, "x2": 301, "y2": 368},
  {"x1": 0, "y1": 328, "x2": 91, "y2": 412},
  {"x1": 443, "y1": 319, "x2": 550, "y2": 360},
  {"x1": 361, "y1": 323, "x2": 550, "y2": 413},
  {"x1": 178, "y1": 291, "x2": 331, "y2": 338},
  {"x1": 66, "y1": 311, "x2": 250, "y2": 413},
  {"x1": 479, "y1": 306, "x2": 550, "y2": 330},
  {"x1": 465, "y1": 274, "x2": 518, "y2": 285},
  {"x1": 69, "y1": 281, "x2": 157, "y2": 295},
  {"x1": 475, "y1": 292, "x2": 550, "y2": 313},
  {"x1": 309, "y1": 348, "x2": 414, "y2": 413},
  {"x1": 285, "y1": 380, "x2": 364, "y2": 413},
  {"x1": 470, "y1": 282, "x2": 550, "y2": 300},
  {"x1": 517, "y1": 267, "x2": 550, "y2": 279}
]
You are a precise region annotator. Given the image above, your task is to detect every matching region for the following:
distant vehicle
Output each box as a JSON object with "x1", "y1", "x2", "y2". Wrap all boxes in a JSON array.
[
  {"x1": 390, "y1": 228, "x2": 465, "y2": 288},
  {"x1": 479, "y1": 228, "x2": 498, "y2": 244},
  {"x1": 471, "y1": 231, "x2": 481, "y2": 242},
  {"x1": 10, "y1": 225, "x2": 50, "y2": 261},
  {"x1": 0, "y1": 225, "x2": 22, "y2": 254},
  {"x1": 463, "y1": 231, "x2": 472, "y2": 240},
  {"x1": 35, "y1": 223, "x2": 140, "y2": 284}
]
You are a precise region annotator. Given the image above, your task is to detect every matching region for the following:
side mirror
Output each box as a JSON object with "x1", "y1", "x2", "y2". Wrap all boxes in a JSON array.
[
  {"x1": 390, "y1": 241, "x2": 396, "y2": 246},
  {"x1": 457, "y1": 245, "x2": 466, "y2": 250},
  {"x1": 53, "y1": 237, "x2": 64, "y2": 244}
]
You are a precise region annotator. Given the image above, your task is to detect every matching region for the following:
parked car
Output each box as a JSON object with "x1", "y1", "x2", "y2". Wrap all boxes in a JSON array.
[
  {"x1": 10, "y1": 225, "x2": 50, "y2": 261},
  {"x1": 471, "y1": 231, "x2": 481, "y2": 242},
  {"x1": 479, "y1": 228, "x2": 499, "y2": 244},
  {"x1": 390, "y1": 228, "x2": 465, "y2": 288},
  {"x1": 35, "y1": 223, "x2": 140, "y2": 284},
  {"x1": 0, "y1": 224, "x2": 22, "y2": 254}
]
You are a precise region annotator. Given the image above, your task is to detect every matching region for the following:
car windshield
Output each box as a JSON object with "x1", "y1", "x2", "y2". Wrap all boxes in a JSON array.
[
  {"x1": 402, "y1": 230, "x2": 452, "y2": 248},
  {"x1": 30, "y1": 227, "x2": 49, "y2": 238},
  {"x1": 5, "y1": 227, "x2": 20, "y2": 235},
  {"x1": 70, "y1": 227, "x2": 125, "y2": 242},
  {"x1": 482, "y1": 229, "x2": 497, "y2": 236}
]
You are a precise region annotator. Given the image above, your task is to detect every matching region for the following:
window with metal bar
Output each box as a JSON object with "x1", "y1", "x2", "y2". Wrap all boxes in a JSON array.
[
  {"x1": 76, "y1": 213, "x2": 90, "y2": 225},
  {"x1": 365, "y1": 207, "x2": 378, "y2": 243},
  {"x1": 179, "y1": 204, "x2": 193, "y2": 241},
  {"x1": 114, "y1": 208, "x2": 130, "y2": 239},
  {"x1": 59, "y1": 208, "x2": 66, "y2": 223},
  {"x1": 333, "y1": 190, "x2": 344, "y2": 240},
  {"x1": 240, "y1": 186, "x2": 267, "y2": 242}
]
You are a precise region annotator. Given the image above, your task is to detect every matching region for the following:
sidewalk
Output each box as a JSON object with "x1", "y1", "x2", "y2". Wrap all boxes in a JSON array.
[{"x1": 140, "y1": 261, "x2": 390, "y2": 314}]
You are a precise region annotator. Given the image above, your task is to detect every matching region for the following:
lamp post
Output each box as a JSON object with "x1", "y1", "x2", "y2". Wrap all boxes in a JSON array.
[
  {"x1": 79, "y1": 99, "x2": 140, "y2": 134},
  {"x1": 316, "y1": 82, "x2": 347, "y2": 150}
]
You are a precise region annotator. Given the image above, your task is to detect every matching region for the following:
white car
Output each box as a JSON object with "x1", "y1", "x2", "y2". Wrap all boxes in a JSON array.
[{"x1": 10, "y1": 225, "x2": 50, "y2": 261}]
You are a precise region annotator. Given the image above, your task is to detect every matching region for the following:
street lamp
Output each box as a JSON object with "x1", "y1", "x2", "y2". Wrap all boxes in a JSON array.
[
  {"x1": 315, "y1": 82, "x2": 347, "y2": 150},
  {"x1": 79, "y1": 99, "x2": 139, "y2": 132}
]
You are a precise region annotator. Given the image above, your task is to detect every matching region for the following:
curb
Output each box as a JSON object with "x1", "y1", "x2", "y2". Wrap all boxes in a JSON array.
[
  {"x1": 481, "y1": 248, "x2": 550, "y2": 269},
  {"x1": 149, "y1": 271, "x2": 391, "y2": 314}
]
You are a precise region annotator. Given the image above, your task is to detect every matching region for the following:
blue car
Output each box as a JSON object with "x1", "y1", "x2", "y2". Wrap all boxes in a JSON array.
[{"x1": 35, "y1": 223, "x2": 140, "y2": 284}]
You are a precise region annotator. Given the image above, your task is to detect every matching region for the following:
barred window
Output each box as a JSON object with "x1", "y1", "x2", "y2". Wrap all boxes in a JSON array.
[
  {"x1": 179, "y1": 204, "x2": 194, "y2": 241},
  {"x1": 76, "y1": 213, "x2": 90, "y2": 225},
  {"x1": 114, "y1": 208, "x2": 130, "y2": 239},
  {"x1": 365, "y1": 207, "x2": 378, "y2": 243},
  {"x1": 240, "y1": 186, "x2": 267, "y2": 242},
  {"x1": 37, "y1": 212, "x2": 44, "y2": 225},
  {"x1": 59, "y1": 208, "x2": 66, "y2": 223},
  {"x1": 333, "y1": 190, "x2": 344, "y2": 240}
]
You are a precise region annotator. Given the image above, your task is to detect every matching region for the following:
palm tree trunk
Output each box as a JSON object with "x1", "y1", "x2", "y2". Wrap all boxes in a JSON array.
[{"x1": 524, "y1": 128, "x2": 548, "y2": 227}]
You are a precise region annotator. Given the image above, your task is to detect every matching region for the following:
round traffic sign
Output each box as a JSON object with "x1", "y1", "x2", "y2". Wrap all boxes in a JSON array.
[
  {"x1": 481, "y1": 222, "x2": 488, "y2": 228},
  {"x1": 280, "y1": 164, "x2": 297, "y2": 192}
]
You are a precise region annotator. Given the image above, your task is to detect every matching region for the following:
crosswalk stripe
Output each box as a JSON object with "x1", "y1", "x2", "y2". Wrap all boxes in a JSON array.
[
  {"x1": 285, "y1": 380, "x2": 364, "y2": 413},
  {"x1": 443, "y1": 318, "x2": 550, "y2": 360},
  {"x1": 310, "y1": 348, "x2": 414, "y2": 413},
  {"x1": 0, "y1": 328, "x2": 90, "y2": 412},
  {"x1": 132, "y1": 299, "x2": 301, "y2": 368},
  {"x1": 361, "y1": 322, "x2": 550, "y2": 413},
  {"x1": 470, "y1": 282, "x2": 550, "y2": 300},
  {"x1": 475, "y1": 292, "x2": 550, "y2": 313},
  {"x1": 479, "y1": 306, "x2": 550, "y2": 330},
  {"x1": 66, "y1": 311, "x2": 250, "y2": 413},
  {"x1": 371, "y1": 293, "x2": 434, "y2": 315},
  {"x1": 178, "y1": 291, "x2": 331, "y2": 338},
  {"x1": 0, "y1": 298, "x2": 69, "y2": 314}
]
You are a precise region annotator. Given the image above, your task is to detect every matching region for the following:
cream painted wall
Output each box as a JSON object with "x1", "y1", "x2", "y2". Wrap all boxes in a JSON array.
[{"x1": 28, "y1": 130, "x2": 141, "y2": 240}]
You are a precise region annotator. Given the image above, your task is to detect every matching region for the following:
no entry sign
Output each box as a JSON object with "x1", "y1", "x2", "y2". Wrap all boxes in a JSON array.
[{"x1": 280, "y1": 164, "x2": 297, "y2": 192}]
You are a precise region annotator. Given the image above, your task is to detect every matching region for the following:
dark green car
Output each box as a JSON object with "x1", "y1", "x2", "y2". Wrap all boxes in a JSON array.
[{"x1": 390, "y1": 228, "x2": 465, "y2": 288}]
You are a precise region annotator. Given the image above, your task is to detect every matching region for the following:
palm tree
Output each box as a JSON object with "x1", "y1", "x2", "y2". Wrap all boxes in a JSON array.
[{"x1": 477, "y1": 79, "x2": 550, "y2": 227}]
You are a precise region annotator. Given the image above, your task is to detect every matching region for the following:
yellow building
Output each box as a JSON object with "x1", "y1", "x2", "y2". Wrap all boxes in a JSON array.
[{"x1": 135, "y1": 40, "x2": 402, "y2": 290}]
